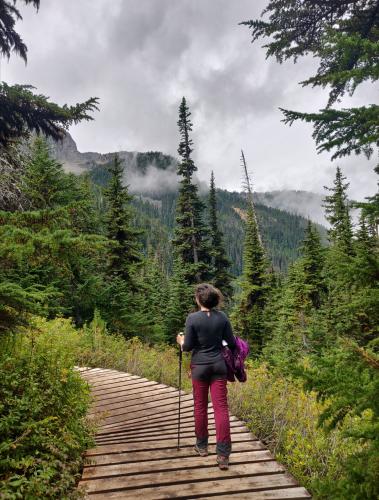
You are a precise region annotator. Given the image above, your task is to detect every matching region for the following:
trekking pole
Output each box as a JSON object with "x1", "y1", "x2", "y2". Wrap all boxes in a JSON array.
[{"x1": 177, "y1": 332, "x2": 184, "y2": 450}]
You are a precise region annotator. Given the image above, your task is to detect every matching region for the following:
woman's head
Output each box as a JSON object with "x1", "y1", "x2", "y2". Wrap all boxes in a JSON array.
[{"x1": 195, "y1": 283, "x2": 223, "y2": 309}]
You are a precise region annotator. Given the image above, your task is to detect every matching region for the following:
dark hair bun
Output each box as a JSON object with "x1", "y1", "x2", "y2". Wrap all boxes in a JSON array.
[{"x1": 195, "y1": 283, "x2": 222, "y2": 309}]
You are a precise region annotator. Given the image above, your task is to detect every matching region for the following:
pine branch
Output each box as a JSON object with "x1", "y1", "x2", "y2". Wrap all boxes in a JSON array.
[
  {"x1": 0, "y1": 0, "x2": 40, "y2": 62},
  {"x1": 0, "y1": 83, "x2": 99, "y2": 147},
  {"x1": 341, "y1": 337, "x2": 379, "y2": 370},
  {"x1": 280, "y1": 105, "x2": 379, "y2": 161}
]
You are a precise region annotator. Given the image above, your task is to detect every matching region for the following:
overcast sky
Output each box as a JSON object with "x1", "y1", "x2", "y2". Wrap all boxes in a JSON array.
[{"x1": 3, "y1": 0, "x2": 378, "y2": 200}]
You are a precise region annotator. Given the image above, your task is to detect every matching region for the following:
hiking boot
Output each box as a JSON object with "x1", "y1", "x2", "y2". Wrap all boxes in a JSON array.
[
  {"x1": 194, "y1": 444, "x2": 208, "y2": 457},
  {"x1": 217, "y1": 455, "x2": 229, "y2": 470}
]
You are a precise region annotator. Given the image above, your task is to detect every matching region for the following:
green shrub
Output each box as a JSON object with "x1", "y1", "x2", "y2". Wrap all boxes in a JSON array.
[
  {"x1": 0, "y1": 317, "x2": 93, "y2": 499},
  {"x1": 76, "y1": 310, "x2": 192, "y2": 389},
  {"x1": 227, "y1": 362, "x2": 359, "y2": 497}
]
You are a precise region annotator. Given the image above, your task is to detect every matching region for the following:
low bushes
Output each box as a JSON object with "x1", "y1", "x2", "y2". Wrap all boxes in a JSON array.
[
  {"x1": 0, "y1": 317, "x2": 93, "y2": 499},
  {"x1": 227, "y1": 362, "x2": 358, "y2": 497},
  {"x1": 76, "y1": 310, "x2": 192, "y2": 390}
]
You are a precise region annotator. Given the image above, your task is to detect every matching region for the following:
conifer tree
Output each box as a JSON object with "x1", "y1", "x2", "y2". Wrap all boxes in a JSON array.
[
  {"x1": 172, "y1": 97, "x2": 211, "y2": 283},
  {"x1": 23, "y1": 137, "x2": 72, "y2": 209},
  {"x1": 104, "y1": 155, "x2": 142, "y2": 284},
  {"x1": 263, "y1": 222, "x2": 326, "y2": 367},
  {"x1": 355, "y1": 165, "x2": 379, "y2": 239},
  {"x1": 353, "y1": 213, "x2": 378, "y2": 288},
  {"x1": 232, "y1": 153, "x2": 270, "y2": 352},
  {"x1": 300, "y1": 220, "x2": 325, "y2": 309},
  {"x1": 69, "y1": 172, "x2": 101, "y2": 235},
  {"x1": 208, "y1": 171, "x2": 232, "y2": 299},
  {"x1": 137, "y1": 248, "x2": 169, "y2": 343},
  {"x1": 164, "y1": 257, "x2": 195, "y2": 343},
  {"x1": 232, "y1": 202, "x2": 269, "y2": 352},
  {"x1": 323, "y1": 167, "x2": 353, "y2": 253}
]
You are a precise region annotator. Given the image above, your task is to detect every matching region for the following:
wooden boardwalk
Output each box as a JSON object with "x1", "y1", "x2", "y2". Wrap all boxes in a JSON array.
[{"x1": 78, "y1": 367, "x2": 311, "y2": 499}]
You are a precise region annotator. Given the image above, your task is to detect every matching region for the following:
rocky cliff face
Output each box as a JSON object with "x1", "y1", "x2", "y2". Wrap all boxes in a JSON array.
[{"x1": 46, "y1": 133, "x2": 135, "y2": 174}]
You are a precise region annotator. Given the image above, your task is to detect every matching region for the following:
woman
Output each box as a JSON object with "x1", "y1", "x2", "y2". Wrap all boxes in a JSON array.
[{"x1": 176, "y1": 283, "x2": 236, "y2": 470}]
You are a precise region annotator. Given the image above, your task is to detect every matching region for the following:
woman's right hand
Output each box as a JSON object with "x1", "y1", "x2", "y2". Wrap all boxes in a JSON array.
[{"x1": 176, "y1": 332, "x2": 185, "y2": 346}]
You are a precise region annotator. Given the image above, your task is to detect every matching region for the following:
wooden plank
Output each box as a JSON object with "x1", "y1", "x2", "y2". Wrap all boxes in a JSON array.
[
  {"x1": 89, "y1": 376, "x2": 154, "y2": 388},
  {"x1": 82, "y1": 371, "x2": 135, "y2": 381},
  {"x1": 94, "y1": 421, "x2": 247, "y2": 442},
  {"x1": 80, "y1": 367, "x2": 111, "y2": 373},
  {"x1": 93, "y1": 395, "x2": 189, "y2": 416},
  {"x1": 84, "y1": 441, "x2": 265, "y2": 467},
  {"x1": 82, "y1": 450, "x2": 274, "y2": 479},
  {"x1": 95, "y1": 396, "x2": 197, "y2": 422},
  {"x1": 81, "y1": 461, "x2": 286, "y2": 494},
  {"x1": 85, "y1": 375, "x2": 139, "y2": 388},
  {"x1": 86, "y1": 433, "x2": 256, "y2": 456},
  {"x1": 98, "y1": 402, "x2": 198, "y2": 427},
  {"x1": 96, "y1": 413, "x2": 196, "y2": 434},
  {"x1": 93, "y1": 387, "x2": 180, "y2": 409},
  {"x1": 93, "y1": 386, "x2": 185, "y2": 403},
  {"x1": 94, "y1": 424, "x2": 247, "y2": 443},
  {"x1": 91, "y1": 379, "x2": 158, "y2": 395},
  {"x1": 90, "y1": 386, "x2": 179, "y2": 408},
  {"x1": 95, "y1": 418, "x2": 244, "y2": 436},
  {"x1": 201, "y1": 487, "x2": 311, "y2": 499},
  {"x1": 95, "y1": 427, "x2": 249, "y2": 446},
  {"x1": 82, "y1": 370, "x2": 132, "y2": 380},
  {"x1": 92, "y1": 393, "x2": 194, "y2": 416},
  {"x1": 97, "y1": 412, "x2": 245, "y2": 435},
  {"x1": 88, "y1": 377, "x2": 153, "y2": 391},
  {"x1": 80, "y1": 472, "x2": 299, "y2": 498},
  {"x1": 97, "y1": 398, "x2": 217, "y2": 425},
  {"x1": 98, "y1": 411, "x2": 196, "y2": 432}
]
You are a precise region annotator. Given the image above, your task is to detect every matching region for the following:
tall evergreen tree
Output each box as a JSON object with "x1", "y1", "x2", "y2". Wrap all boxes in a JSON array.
[
  {"x1": 355, "y1": 165, "x2": 379, "y2": 239},
  {"x1": 23, "y1": 137, "x2": 73, "y2": 209},
  {"x1": 208, "y1": 171, "x2": 233, "y2": 299},
  {"x1": 104, "y1": 155, "x2": 142, "y2": 284},
  {"x1": 172, "y1": 97, "x2": 211, "y2": 284},
  {"x1": 232, "y1": 202, "x2": 269, "y2": 352},
  {"x1": 232, "y1": 153, "x2": 271, "y2": 352},
  {"x1": 300, "y1": 220, "x2": 325, "y2": 309},
  {"x1": 323, "y1": 167, "x2": 353, "y2": 253},
  {"x1": 164, "y1": 257, "x2": 194, "y2": 343},
  {"x1": 137, "y1": 248, "x2": 169, "y2": 343},
  {"x1": 263, "y1": 221, "x2": 326, "y2": 367}
]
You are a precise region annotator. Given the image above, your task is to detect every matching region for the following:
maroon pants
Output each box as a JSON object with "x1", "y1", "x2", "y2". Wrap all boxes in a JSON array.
[{"x1": 192, "y1": 375, "x2": 232, "y2": 457}]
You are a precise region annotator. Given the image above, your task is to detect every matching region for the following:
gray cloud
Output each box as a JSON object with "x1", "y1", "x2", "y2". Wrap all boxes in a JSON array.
[{"x1": 3, "y1": 0, "x2": 377, "y2": 201}]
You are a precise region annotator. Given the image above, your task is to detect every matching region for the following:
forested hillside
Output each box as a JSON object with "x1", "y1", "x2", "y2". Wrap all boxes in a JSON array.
[
  {"x1": 50, "y1": 141, "x2": 327, "y2": 275},
  {"x1": 131, "y1": 188, "x2": 328, "y2": 275},
  {"x1": 48, "y1": 132, "x2": 329, "y2": 274}
]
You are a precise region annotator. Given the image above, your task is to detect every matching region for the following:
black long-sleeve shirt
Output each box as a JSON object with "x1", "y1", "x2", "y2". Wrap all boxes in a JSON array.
[{"x1": 182, "y1": 309, "x2": 236, "y2": 365}]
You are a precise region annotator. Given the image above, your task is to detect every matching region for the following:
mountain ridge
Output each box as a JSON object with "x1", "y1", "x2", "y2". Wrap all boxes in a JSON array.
[{"x1": 49, "y1": 132, "x2": 329, "y2": 226}]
